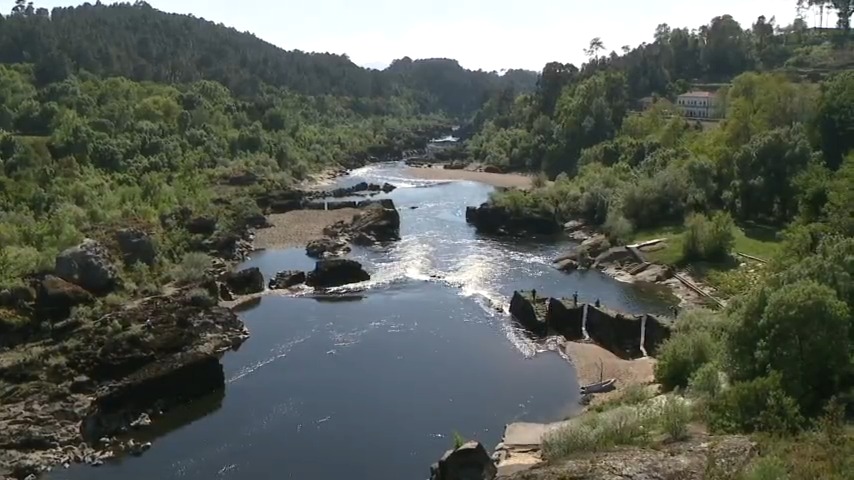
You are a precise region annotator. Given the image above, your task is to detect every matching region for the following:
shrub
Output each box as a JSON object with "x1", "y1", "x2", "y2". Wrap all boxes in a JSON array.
[
  {"x1": 706, "y1": 373, "x2": 804, "y2": 434},
  {"x1": 452, "y1": 431, "x2": 466, "y2": 449},
  {"x1": 603, "y1": 208, "x2": 634, "y2": 245},
  {"x1": 531, "y1": 172, "x2": 548, "y2": 189},
  {"x1": 655, "y1": 329, "x2": 720, "y2": 391},
  {"x1": 688, "y1": 362, "x2": 723, "y2": 399},
  {"x1": 187, "y1": 288, "x2": 217, "y2": 308},
  {"x1": 742, "y1": 457, "x2": 790, "y2": 480},
  {"x1": 659, "y1": 396, "x2": 692, "y2": 441},
  {"x1": 172, "y1": 252, "x2": 212, "y2": 285},
  {"x1": 682, "y1": 212, "x2": 735, "y2": 262}
]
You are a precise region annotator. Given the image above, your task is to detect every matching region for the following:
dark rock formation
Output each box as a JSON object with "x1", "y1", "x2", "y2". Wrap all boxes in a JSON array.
[
  {"x1": 545, "y1": 299, "x2": 584, "y2": 340},
  {"x1": 115, "y1": 228, "x2": 157, "y2": 266},
  {"x1": 482, "y1": 165, "x2": 503, "y2": 173},
  {"x1": 185, "y1": 217, "x2": 217, "y2": 235},
  {"x1": 431, "y1": 441, "x2": 497, "y2": 480},
  {"x1": 443, "y1": 162, "x2": 467, "y2": 170},
  {"x1": 346, "y1": 200, "x2": 401, "y2": 244},
  {"x1": 306, "y1": 259, "x2": 370, "y2": 288},
  {"x1": 509, "y1": 291, "x2": 545, "y2": 335},
  {"x1": 222, "y1": 267, "x2": 264, "y2": 295},
  {"x1": 499, "y1": 436, "x2": 756, "y2": 480},
  {"x1": 224, "y1": 171, "x2": 259, "y2": 186},
  {"x1": 269, "y1": 199, "x2": 303, "y2": 214},
  {"x1": 465, "y1": 203, "x2": 560, "y2": 236},
  {"x1": 55, "y1": 239, "x2": 119, "y2": 294},
  {"x1": 256, "y1": 190, "x2": 305, "y2": 213},
  {"x1": 268, "y1": 271, "x2": 307, "y2": 290},
  {"x1": 0, "y1": 285, "x2": 35, "y2": 308},
  {"x1": 555, "y1": 259, "x2": 578, "y2": 272},
  {"x1": 35, "y1": 275, "x2": 94, "y2": 320},
  {"x1": 0, "y1": 293, "x2": 248, "y2": 476},
  {"x1": 306, "y1": 238, "x2": 350, "y2": 258},
  {"x1": 381, "y1": 182, "x2": 397, "y2": 193}
]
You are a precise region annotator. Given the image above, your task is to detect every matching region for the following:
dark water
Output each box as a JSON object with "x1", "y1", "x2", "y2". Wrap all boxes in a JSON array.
[{"x1": 53, "y1": 163, "x2": 671, "y2": 480}]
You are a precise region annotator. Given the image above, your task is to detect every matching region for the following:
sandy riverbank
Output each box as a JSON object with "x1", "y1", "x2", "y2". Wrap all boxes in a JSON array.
[
  {"x1": 254, "y1": 208, "x2": 361, "y2": 250},
  {"x1": 564, "y1": 341, "x2": 656, "y2": 407},
  {"x1": 405, "y1": 166, "x2": 532, "y2": 188}
]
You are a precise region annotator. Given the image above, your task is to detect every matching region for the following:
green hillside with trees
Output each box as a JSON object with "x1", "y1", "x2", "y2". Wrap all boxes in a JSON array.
[{"x1": 469, "y1": 4, "x2": 854, "y2": 477}]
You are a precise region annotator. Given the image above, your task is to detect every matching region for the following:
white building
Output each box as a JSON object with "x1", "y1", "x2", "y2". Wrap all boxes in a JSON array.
[{"x1": 676, "y1": 91, "x2": 720, "y2": 119}]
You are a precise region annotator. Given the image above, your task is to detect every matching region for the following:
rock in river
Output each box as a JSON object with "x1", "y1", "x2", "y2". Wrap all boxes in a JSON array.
[
  {"x1": 55, "y1": 239, "x2": 119, "y2": 294},
  {"x1": 306, "y1": 259, "x2": 370, "y2": 288},
  {"x1": 348, "y1": 200, "x2": 400, "y2": 244},
  {"x1": 430, "y1": 441, "x2": 497, "y2": 480},
  {"x1": 222, "y1": 267, "x2": 265, "y2": 295},
  {"x1": 268, "y1": 271, "x2": 307, "y2": 290},
  {"x1": 465, "y1": 203, "x2": 560, "y2": 236},
  {"x1": 306, "y1": 238, "x2": 350, "y2": 258}
]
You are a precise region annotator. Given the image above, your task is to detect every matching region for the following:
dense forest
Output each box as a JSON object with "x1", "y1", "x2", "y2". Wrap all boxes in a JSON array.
[
  {"x1": 469, "y1": 6, "x2": 854, "y2": 477},
  {"x1": 0, "y1": 1, "x2": 536, "y2": 115},
  {"x1": 0, "y1": 1, "x2": 541, "y2": 292}
]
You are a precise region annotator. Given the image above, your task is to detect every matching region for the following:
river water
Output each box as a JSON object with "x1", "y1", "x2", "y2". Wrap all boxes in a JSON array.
[{"x1": 53, "y1": 163, "x2": 671, "y2": 480}]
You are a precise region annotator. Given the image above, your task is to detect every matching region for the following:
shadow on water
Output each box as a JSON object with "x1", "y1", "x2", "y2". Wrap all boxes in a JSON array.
[{"x1": 309, "y1": 294, "x2": 366, "y2": 303}]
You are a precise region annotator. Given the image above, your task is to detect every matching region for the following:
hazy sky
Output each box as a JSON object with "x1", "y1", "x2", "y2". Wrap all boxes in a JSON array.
[{"x1": 36, "y1": 0, "x2": 835, "y2": 72}]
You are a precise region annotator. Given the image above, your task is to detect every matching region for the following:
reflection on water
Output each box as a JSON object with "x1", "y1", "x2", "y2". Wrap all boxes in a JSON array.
[{"x1": 52, "y1": 163, "x2": 671, "y2": 480}]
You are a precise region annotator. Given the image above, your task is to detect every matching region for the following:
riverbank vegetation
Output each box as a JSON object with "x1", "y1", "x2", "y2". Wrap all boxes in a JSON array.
[{"x1": 470, "y1": 6, "x2": 854, "y2": 478}]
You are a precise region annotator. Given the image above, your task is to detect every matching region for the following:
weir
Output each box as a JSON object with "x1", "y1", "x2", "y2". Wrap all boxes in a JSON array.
[{"x1": 509, "y1": 291, "x2": 672, "y2": 360}]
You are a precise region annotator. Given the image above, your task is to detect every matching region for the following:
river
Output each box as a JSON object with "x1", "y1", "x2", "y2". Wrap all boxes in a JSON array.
[{"x1": 52, "y1": 163, "x2": 672, "y2": 480}]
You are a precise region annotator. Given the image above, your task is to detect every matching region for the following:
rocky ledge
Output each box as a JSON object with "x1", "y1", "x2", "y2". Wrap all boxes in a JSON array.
[{"x1": 0, "y1": 292, "x2": 248, "y2": 479}]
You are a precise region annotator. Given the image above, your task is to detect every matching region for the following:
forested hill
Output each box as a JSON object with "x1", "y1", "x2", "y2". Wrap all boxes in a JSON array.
[{"x1": 0, "y1": 1, "x2": 536, "y2": 116}]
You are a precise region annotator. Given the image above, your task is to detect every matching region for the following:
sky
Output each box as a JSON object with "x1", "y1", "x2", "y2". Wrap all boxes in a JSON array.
[{"x1": 36, "y1": 0, "x2": 837, "y2": 72}]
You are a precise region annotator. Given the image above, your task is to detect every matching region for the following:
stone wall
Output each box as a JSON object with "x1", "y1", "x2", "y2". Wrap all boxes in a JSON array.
[
  {"x1": 544, "y1": 299, "x2": 584, "y2": 340},
  {"x1": 585, "y1": 307, "x2": 645, "y2": 359},
  {"x1": 509, "y1": 291, "x2": 546, "y2": 335}
]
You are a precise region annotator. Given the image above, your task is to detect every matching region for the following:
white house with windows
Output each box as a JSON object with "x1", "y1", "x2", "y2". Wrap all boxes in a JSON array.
[{"x1": 676, "y1": 91, "x2": 720, "y2": 119}]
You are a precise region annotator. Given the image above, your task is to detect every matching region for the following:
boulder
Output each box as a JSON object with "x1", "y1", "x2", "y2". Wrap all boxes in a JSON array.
[
  {"x1": 0, "y1": 285, "x2": 36, "y2": 308},
  {"x1": 306, "y1": 259, "x2": 370, "y2": 288},
  {"x1": 580, "y1": 234, "x2": 611, "y2": 257},
  {"x1": 563, "y1": 220, "x2": 585, "y2": 232},
  {"x1": 185, "y1": 217, "x2": 217, "y2": 235},
  {"x1": 268, "y1": 271, "x2": 306, "y2": 290},
  {"x1": 306, "y1": 238, "x2": 350, "y2": 258},
  {"x1": 115, "y1": 228, "x2": 157, "y2": 266},
  {"x1": 634, "y1": 264, "x2": 672, "y2": 283},
  {"x1": 55, "y1": 239, "x2": 119, "y2": 294},
  {"x1": 556, "y1": 259, "x2": 578, "y2": 272},
  {"x1": 465, "y1": 203, "x2": 560, "y2": 236},
  {"x1": 347, "y1": 200, "x2": 401, "y2": 244},
  {"x1": 482, "y1": 165, "x2": 502, "y2": 174},
  {"x1": 381, "y1": 182, "x2": 397, "y2": 193},
  {"x1": 222, "y1": 267, "x2": 264, "y2": 295},
  {"x1": 430, "y1": 441, "x2": 497, "y2": 480},
  {"x1": 36, "y1": 275, "x2": 94, "y2": 319}
]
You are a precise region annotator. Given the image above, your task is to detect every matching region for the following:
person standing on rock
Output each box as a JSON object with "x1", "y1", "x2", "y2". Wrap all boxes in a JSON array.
[
  {"x1": 531, "y1": 289, "x2": 537, "y2": 302},
  {"x1": 573, "y1": 291, "x2": 578, "y2": 306},
  {"x1": 594, "y1": 298, "x2": 600, "y2": 308}
]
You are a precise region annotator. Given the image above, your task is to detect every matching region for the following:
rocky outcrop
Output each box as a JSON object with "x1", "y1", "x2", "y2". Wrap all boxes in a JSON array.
[
  {"x1": 305, "y1": 259, "x2": 370, "y2": 288},
  {"x1": 306, "y1": 238, "x2": 350, "y2": 258},
  {"x1": 268, "y1": 271, "x2": 306, "y2": 290},
  {"x1": 465, "y1": 203, "x2": 560, "y2": 236},
  {"x1": 222, "y1": 267, "x2": 264, "y2": 295},
  {"x1": 381, "y1": 182, "x2": 397, "y2": 193},
  {"x1": 482, "y1": 165, "x2": 503, "y2": 174},
  {"x1": 35, "y1": 275, "x2": 94, "y2": 320},
  {"x1": 544, "y1": 299, "x2": 584, "y2": 340},
  {"x1": 509, "y1": 291, "x2": 545, "y2": 335},
  {"x1": 55, "y1": 239, "x2": 119, "y2": 295},
  {"x1": 498, "y1": 435, "x2": 756, "y2": 480},
  {"x1": 0, "y1": 293, "x2": 248, "y2": 477},
  {"x1": 115, "y1": 228, "x2": 157, "y2": 266},
  {"x1": 324, "y1": 199, "x2": 401, "y2": 245},
  {"x1": 185, "y1": 216, "x2": 217, "y2": 235},
  {"x1": 431, "y1": 441, "x2": 497, "y2": 480},
  {"x1": 580, "y1": 235, "x2": 611, "y2": 257}
]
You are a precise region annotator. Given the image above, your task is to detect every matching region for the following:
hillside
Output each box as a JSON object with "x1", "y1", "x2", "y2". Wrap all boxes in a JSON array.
[{"x1": 0, "y1": 2, "x2": 536, "y2": 116}]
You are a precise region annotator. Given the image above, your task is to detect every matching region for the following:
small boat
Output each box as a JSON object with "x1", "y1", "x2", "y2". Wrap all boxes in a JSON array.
[{"x1": 580, "y1": 378, "x2": 616, "y2": 394}]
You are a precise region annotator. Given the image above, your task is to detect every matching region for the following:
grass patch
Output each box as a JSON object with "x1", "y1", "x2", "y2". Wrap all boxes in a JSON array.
[
  {"x1": 543, "y1": 395, "x2": 693, "y2": 460},
  {"x1": 629, "y1": 224, "x2": 780, "y2": 267},
  {"x1": 591, "y1": 383, "x2": 655, "y2": 413}
]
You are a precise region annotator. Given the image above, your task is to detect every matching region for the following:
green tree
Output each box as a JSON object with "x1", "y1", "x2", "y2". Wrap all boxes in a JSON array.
[
  {"x1": 728, "y1": 280, "x2": 851, "y2": 413},
  {"x1": 584, "y1": 37, "x2": 605, "y2": 59},
  {"x1": 815, "y1": 71, "x2": 854, "y2": 170}
]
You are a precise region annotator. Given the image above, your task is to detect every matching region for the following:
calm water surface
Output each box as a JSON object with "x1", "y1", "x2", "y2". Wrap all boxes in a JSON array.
[{"x1": 54, "y1": 163, "x2": 671, "y2": 480}]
